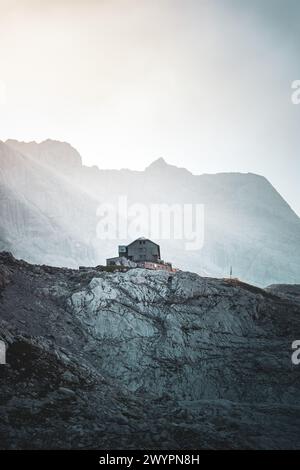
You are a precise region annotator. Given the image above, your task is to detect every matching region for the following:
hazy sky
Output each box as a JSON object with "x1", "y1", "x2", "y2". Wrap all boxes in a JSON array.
[{"x1": 0, "y1": 0, "x2": 299, "y2": 214}]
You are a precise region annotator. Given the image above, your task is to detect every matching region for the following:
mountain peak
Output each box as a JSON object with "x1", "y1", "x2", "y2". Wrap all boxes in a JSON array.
[
  {"x1": 145, "y1": 157, "x2": 192, "y2": 176},
  {"x1": 146, "y1": 157, "x2": 168, "y2": 170}
]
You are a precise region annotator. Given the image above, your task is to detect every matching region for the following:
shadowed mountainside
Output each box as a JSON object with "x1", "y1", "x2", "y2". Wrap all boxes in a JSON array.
[{"x1": 1, "y1": 252, "x2": 300, "y2": 449}]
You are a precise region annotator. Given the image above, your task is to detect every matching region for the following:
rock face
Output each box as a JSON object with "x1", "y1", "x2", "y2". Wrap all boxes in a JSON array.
[
  {"x1": 1, "y1": 139, "x2": 300, "y2": 285},
  {"x1": 266, "y1": 284, "x2": 300, "y2": 305},
  {"x1": 1, "y1": 252, "x2": 300, "y2": 449},
  {"x1": 0, "y1": 141, "x2": 98, "y2": 268},
  {"x1": 5, "y1": 139, "x2": 82, "y2": 175}
]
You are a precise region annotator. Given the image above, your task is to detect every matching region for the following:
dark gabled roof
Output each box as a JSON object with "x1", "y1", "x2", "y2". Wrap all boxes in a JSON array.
[{"x1": 127, "y1": 237, "x2": 160, "y2": 249}]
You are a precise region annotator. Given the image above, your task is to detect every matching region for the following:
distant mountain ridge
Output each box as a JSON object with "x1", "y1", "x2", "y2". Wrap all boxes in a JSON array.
[
  {"x1": 5, "y1": 139, "x2": 82, "y2": 174},
  {"x1": 1, "y1": 138, "x2": 300, "y2": 286}
]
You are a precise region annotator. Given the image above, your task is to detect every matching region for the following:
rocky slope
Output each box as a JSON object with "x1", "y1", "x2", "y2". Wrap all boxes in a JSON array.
[
  {"x1": 2, "y1": 139, "x2": 300, "y2": 286},
  {"x1": 266, "y1": 284, "x2": 300, "y2": 305},
  {"x1": 1, "y1": 252, "x2": 300, "y2": 449}
]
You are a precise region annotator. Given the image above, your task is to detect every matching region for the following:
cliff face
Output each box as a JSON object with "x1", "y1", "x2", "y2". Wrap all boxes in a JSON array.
[
  {"x1": 0, "y1": 141, "x2": 98, "y2": 267},
  {"x1": 2, "y1": 139, "x2": 300, "y2": 286},
  {"x1": 1, "y1": 252, "x2": 300, "y2": 449}
]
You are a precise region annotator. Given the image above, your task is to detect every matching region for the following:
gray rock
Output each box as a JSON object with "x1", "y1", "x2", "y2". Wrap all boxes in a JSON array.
[{"x1": 1, "y1": 253, "x2": 300, "y2": 449}]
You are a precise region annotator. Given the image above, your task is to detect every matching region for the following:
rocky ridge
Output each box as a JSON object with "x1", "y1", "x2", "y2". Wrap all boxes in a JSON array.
[{"x1": 1, "y1": 252, "x2": 300, "y2": 449}]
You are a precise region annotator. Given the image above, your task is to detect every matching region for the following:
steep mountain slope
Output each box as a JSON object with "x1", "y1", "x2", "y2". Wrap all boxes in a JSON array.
[
  {"x1": 0, "y1": 141, "x2": 98, "y2": 267},
  {"x1": 5, "y1": 139, "x2": 82, "y2": 176},
  {"x1": 3, "y1": 139, "x2": 300, "y2": 286},
  {"x1": 1, "y1": 252, "x2": 300, "y2": 449}
]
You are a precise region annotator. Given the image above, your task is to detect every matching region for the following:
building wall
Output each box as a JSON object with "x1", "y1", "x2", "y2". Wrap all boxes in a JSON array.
[{"x1": 127, "y1": 239, "x2": 160, "y2": 262}]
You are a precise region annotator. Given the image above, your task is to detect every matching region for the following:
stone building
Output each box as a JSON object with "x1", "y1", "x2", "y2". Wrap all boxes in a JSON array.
[{"x1": 106, "y1": 237, "x2": 174, "y2": 272}]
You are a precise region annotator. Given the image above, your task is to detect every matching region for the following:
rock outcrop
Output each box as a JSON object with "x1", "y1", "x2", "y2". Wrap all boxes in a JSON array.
[
  {"x1": 1, "y1": 252, "x2": 300, "y2": 449},
  {"x1": 266, "y1": 284, "x2": 300, "y2": 305}
]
